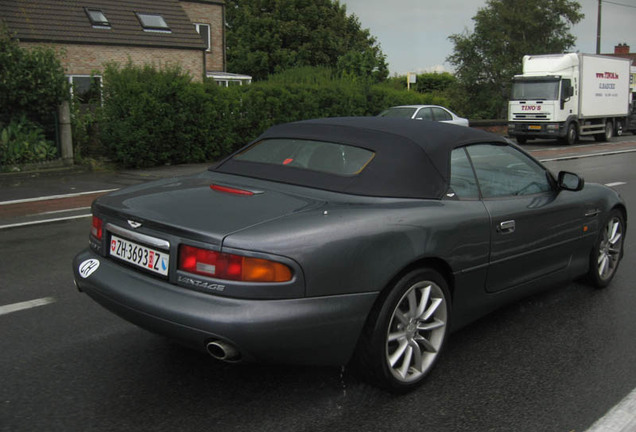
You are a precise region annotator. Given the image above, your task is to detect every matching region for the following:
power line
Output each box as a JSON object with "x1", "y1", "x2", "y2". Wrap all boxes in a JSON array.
[{"x1": 604, "y1": 1, "x2": 636, "y2": 9}]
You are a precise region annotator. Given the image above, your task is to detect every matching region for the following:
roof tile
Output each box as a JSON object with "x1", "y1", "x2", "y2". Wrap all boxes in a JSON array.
[{"x1": 0, "y1": 0, "x2": 206, "y2": 50}]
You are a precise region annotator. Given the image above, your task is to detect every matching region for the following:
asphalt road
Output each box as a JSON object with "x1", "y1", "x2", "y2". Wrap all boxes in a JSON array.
[{"x1": 1, "y1": 150, "x2": 636, "y2": 432}]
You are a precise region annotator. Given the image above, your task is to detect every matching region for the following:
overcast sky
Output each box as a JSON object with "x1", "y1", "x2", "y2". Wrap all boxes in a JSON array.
[{"x1": 340, "y1": 0, "x2": 636, "y2": 75}]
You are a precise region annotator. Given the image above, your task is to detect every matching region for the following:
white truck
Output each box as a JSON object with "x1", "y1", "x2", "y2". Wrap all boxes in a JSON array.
[{"x1": 508, "y1": 53, "x2": 633, "y2": 145}]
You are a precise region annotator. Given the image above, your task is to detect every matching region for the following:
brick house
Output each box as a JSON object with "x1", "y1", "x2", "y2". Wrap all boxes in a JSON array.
[
  {"x1": 0, "y1": 0, "x2": 250, "y2": 102},
  {"x1": 606, "y1": 44, "x2": 636, "y2": 96}
]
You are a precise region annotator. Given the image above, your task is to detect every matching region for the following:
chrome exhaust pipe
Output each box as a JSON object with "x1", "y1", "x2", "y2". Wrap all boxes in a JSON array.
[{"x1": 206, "y1": 340, "x2": 241, "y2": 362}]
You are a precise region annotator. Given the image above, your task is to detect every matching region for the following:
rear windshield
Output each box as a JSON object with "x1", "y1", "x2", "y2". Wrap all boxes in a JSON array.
[{"x1": 233, "y1": 139, "x2": 375, "y2": 176}]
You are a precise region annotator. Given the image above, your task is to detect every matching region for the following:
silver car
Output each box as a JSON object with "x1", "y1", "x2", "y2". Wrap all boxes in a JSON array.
[{"x1": 379, "y1": 105, "x2": 469, "y2": 127}]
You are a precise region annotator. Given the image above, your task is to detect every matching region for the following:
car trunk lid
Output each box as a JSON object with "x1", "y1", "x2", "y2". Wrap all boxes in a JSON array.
[{"x1": 94, "y1": 173, "x2": 323, "y2": 245}]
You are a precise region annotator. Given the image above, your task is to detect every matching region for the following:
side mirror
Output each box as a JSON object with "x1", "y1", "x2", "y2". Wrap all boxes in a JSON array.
[{"x1": 558, "y1": 171, "x2": 584, "y2": 191}]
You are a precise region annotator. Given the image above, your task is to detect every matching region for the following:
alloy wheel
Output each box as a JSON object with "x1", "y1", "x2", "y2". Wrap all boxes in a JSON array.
[
  {"x1": 385, "y1": 280, "x2": 448, "y2": 383},
  {"x1": 597, "y1": 215, "x2": 623, "y2": 282}
]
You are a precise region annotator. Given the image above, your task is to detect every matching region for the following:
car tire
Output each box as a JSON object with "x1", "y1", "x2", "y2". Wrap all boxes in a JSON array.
[
  {"x1": 516, "y1": 137, "x2": 527, "y2": 145},
  {"x1": 353, "y1": 268, "x2": 450, "y2": 393},
  {"x1": 586, "y1": 209, "x2": 625, "y2": 288}
]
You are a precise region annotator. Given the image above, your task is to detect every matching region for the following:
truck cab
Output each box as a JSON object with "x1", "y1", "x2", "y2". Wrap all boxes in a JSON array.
[{"x1": 509, "y1": 75, "x2": 576, "y2": 144}]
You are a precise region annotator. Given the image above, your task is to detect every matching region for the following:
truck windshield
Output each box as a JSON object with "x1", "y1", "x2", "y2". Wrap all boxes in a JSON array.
[{"x1": 510, "y1": 80, "x2": 559, "y2": 101}]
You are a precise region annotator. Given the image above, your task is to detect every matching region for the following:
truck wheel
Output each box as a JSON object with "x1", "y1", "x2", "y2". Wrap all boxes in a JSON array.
[
  {"x1": 561, "y1": 123, "x2": 577, "y2": 145},
  {"x1": 595, "y1": 121, "x2": 613, "y2": 142},
  {"x1": 516, "y1": 137, "x2": 527, "y2": 145}
]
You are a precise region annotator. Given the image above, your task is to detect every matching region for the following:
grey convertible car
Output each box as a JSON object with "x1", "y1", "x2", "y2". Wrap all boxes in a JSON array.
[{"x1": 73, "y1": 117, "x2": 626, "y2": 392}]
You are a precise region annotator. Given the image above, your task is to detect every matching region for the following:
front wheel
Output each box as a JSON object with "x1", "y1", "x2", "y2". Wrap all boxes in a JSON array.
[
  {"x1": 586, "y1": 209, "x2": 625, "y2": 288},
  {"x1": 353, "y1": 268, "x2": 450, "y2": 393},
  {"x1": 562, "y1": 123, "x2": 577, "y2": 145}
]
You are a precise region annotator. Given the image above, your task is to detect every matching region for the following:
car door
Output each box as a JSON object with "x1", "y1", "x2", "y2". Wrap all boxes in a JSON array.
[
  {"x1": 414, "y1": 107, "x2": 433, "y2": 121},
  {"x1": 431, "y1": 107, "x2": 453, "y2": 123},
  {"x1": 464, "y1": 143, "x2": 586, "y2": 293}
]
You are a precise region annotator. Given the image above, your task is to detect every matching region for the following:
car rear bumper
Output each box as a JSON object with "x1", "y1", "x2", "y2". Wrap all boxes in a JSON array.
[{"x1": 72, "y1": 249, "x2": 378, "y2": 366}]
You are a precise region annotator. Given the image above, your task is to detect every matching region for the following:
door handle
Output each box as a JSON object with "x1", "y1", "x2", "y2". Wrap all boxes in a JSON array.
[{"x1": 498, "y1": 220, "x2": 516, "y2": 233}]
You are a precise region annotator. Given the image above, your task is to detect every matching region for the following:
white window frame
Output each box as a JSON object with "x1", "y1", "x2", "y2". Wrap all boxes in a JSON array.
[
  {"x1": 194, "y1": 23, "x2": 211, "y2": 52},
  {"x1": 67, "y1": 75, "x2": 103, "y2": 104}
]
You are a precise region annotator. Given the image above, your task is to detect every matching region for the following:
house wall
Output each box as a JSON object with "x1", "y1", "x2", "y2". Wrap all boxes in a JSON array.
[
  {"x1": 21, "y1": 42, "x2": 205, "y2": 81},
  {"x1": 179, "y1": 1, "x2": 225, "y2": 72}
]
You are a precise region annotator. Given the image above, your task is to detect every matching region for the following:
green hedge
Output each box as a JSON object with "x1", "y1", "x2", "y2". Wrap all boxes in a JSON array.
[
  {"x1": 0, "y1": 26, "x2": 67, "y2": 167},
  {"x1": 98, "y1": 64, "x2": 446, "y2": 168}
]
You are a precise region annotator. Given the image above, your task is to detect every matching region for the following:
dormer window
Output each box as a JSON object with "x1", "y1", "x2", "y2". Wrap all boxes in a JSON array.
[
  {"x1": 85, "y1": 8, "x2": 110, "y2": 28},
  {"x1": 136, "y1": 12, "x2": 171, "y2": 33}
]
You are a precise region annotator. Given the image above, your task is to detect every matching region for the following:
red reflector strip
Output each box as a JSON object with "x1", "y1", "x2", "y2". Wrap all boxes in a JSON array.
[
  {"x1": 210, "y1": 184, "x2": 254, "y2": 196},
  {"x1": 91, "y1": 216, "x2": 103, "y2": 240}
]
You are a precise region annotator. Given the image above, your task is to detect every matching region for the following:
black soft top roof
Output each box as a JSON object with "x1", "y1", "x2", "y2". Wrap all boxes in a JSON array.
[{"x1": 213, "y1": 117, "x2": 508, "y2": 199}]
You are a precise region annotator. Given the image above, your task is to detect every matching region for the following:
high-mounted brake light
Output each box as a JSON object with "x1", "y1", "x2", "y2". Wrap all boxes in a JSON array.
[
  {"x1": 178, "y1": 245, "x2": 292, "y2": 283},
  {"x1": 91, "y1": 216, "x2": 103, "y2": 240},
  {"x1": 210, "y1": 184, "x2": 254, "y2": 196}
]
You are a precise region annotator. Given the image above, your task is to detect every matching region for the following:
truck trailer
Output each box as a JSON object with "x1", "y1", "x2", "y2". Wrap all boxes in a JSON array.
[{"x1": 508, "y1": 53, "x2": 633, "y2": 145}]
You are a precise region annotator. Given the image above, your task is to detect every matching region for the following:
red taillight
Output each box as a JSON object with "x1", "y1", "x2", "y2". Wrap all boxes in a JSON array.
[
  {"x1": 91, "y1": 216, "x2": 103, "y2": 240},
  {"x1": 178, "y1": 245, "x2": 292, "y2": 283}
]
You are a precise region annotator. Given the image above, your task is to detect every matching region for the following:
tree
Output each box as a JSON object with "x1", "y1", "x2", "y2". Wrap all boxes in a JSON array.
[
  {"x1": 226, "y1": 0, "x2": 388, "y2": 82},
  {"x1": 447, "y1": 0, "x2": 583, "y2": 119},
  {"x1": 0, "y1": 25, "x2": 68, "y2": 127},
  {"x1": 0, "y1": 26, "x2": 68, "y2": 165}
]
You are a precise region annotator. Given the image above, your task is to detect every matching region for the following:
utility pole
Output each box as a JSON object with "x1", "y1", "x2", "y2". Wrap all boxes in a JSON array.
[{"x1": 596, "y1": 0, "x2": 602, "y2": 54}]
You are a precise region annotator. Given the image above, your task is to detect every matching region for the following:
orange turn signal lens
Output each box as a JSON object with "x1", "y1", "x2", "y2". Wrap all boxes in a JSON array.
[{"x1": 242, "y1": 257, "x2": 293, "y2": 282}]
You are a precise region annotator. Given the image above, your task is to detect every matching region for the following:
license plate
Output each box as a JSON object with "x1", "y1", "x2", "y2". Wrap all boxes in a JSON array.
[
  {"x1": 109, "y1": 234, "x2": 170, "y2": 276},
  {"x1": 528, "y1": 125, "x2": 542, "y2": 130}
]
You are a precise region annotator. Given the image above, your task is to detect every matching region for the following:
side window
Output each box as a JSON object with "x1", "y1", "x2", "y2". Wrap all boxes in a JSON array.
[
  {"x1": 465, "y1": 144, "x2": 552, "y2": 198},
  {"x1": 415, "y1": 107, "x2": 433, "y2": 120},
  {"x1": 68, "y1": 75, "x2": 102, "y2": 105},
  {"x1": 194, "y1": 23, "x2": 211, "y2": 51},
  {"x1": 449, "y1": 148, "x2": 480, "y2": 199},
  {"x1": 432, "y1": 107, "x2": 452, "y2": 121}
]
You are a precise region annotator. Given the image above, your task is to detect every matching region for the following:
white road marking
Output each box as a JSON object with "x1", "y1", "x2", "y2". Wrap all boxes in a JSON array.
[
  {"x1": 0, "y1": 189, "x2": 117, "y2": 206},
  {"x1": 0, "y1": 214, "x2": 92, "y2": 230},
  {"x1": 585, "y1": 387, "x2": 636, "y2": 432},
  {"x1": 605, "y1": 182, "x2": 627, "y2": 187},
  {"x1": 0, "y1": 297, "x2": 56, "y2": 316},
  {"x1": 538, "y1": 148, "x2": 636, "y2": 162},
  {"x1": 40, "y1": 206, "x2": 91, "y2": 216}
]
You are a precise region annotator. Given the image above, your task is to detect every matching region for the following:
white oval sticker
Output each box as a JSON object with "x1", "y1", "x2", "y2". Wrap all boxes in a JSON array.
[{"x1": 79, "y1": 259, "x2": 100, "y2": 279}]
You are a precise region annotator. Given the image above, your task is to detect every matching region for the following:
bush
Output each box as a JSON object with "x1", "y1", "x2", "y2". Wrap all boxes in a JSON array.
[
  {"x1": 0, "y1": 26, "x2": 68, "y2": 134},
  {"x1": 97, "y1": 64, "x2": 452, "y2": 168},
  {"x1": 0, "y1": 116, "x2": 58, "y2": 167},
  {"x1": 99, "y1": 62, "x2": 222, "y2": 168},
  {"x1": 368, "y1": 84, "x2": 448, "y2": 115}
]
